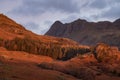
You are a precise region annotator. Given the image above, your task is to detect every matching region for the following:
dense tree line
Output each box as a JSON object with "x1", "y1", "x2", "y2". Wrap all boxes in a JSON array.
[{"x1": 0, "y1": 37, "x2": 90, "y2": 60}]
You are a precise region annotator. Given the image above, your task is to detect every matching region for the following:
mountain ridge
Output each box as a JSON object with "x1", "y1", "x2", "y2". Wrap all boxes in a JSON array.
[{"x1": 45, "y1": 18, "x2": 120, "y2": 49}]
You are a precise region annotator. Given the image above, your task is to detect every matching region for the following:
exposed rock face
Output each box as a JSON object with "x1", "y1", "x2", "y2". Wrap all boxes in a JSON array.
[
  {"x1": 92, "y1": 43, "x2": 120, "y2": 63},
  {"x1": 45, "y1": 18, "x2": 120, "y2": 48}
]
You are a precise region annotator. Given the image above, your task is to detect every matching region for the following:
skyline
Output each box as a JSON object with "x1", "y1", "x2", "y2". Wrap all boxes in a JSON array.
[{"x1": 0, "y1": 0, "x2": 120, "y2": 34}]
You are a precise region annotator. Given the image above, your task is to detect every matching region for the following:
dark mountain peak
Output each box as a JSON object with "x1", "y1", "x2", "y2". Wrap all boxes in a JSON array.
[
  {"x1": 45, "y1": 20, "x2": 64, "y2": 36},
  {"x1": 53, "y1": 20, "x2": 63, "y2": 25},
  {"x1": 51, "y1": 20, "x2": 63, "y2": 28},
  {"x1": 76, "y1": 18, "x2": 87, "y2": 22},
  {"x1": 114, "y1": 18, "x2": 120, "y2": 23},
  {"x1": 73, "y1": 18, "x2": 87, "y2": 23}
]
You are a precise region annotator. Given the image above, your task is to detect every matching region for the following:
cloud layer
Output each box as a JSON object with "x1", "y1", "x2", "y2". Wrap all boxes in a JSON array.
[{"x1": 0, "y1": 0, "x2": 120, "y2": 34}]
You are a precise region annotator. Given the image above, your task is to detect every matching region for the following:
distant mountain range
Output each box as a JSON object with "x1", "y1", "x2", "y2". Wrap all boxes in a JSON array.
[{"x1": 45, "y1": 18, "x2": 120, "y2": 48}]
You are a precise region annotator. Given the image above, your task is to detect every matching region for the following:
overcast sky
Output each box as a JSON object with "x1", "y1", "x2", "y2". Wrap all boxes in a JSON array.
[{"x1": 0, "y1": 0, "x2": 120, "y2": 34}]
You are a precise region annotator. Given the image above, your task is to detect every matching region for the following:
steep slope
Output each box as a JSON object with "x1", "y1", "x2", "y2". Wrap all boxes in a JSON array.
[
  {"x1": 0, "y1": 14, "x2": 90, "y2": 60},
  {"x1": 45, "y1": 18, "x2": 120, "y2": 48}
]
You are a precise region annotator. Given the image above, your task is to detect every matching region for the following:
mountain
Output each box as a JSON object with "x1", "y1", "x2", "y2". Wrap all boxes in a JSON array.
[
  {"x1": 0, "y1": 14, "x2": 90, "y2": 60},
  {"x1": 45, "y1": 18, "x2": 120, "y2": 48},
  {"x1": 1, "y1": 14, "x2": 120, "y2": 80}
]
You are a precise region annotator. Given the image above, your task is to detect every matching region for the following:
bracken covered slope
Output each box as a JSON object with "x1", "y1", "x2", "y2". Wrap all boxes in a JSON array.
[
  {"x1": 0, "y1": 48, "x2": 77, "y2": 80},
  {"x1": 1, "y1": 43, "x2": 120, "y2": 80},
  {"x1": 45, "y1": 18, "x2": 120, "y2": 48},
  {"x1": 0, "y1": 14, "x2": 89, "y2": 60},
  {"x1": 1, "y1": 14, "x2": 120, "y2": 80},
  {"x1": 39, "y1": 43, "x2": 120, "y2": 80}
]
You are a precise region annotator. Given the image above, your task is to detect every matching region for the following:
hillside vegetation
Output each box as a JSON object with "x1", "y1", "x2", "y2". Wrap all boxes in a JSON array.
[{"x1": 0, "y1": 14, "x2": 90, "y2": 60}]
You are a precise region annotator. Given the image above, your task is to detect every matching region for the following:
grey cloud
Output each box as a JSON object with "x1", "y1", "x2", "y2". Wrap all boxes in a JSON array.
[
  {"x1": 90, "y1": 0, "x2": 107, "y2": 9},
  {"x1": 84, "y1": 0, "x2": 120, "y2": 21},
  {"x1": 10, "y1": 0, "x2": 80, "y2": 16},
  {"x1": 24, "y1": 21, "x2": 51, "y2": 34},
  {"x1": 61, "y1": 14, "x2": 79, "y2": 23},
  {"x1": 44, "y1": 21, "x2": 53, "y2": 26},
  {"x1": 1, "y1": 0, "x2": 120, "y2": 34},
  {"x1": 24, "y1": 22, "x2": 39, "y2": 30},
  {"x1": 102, "y1": 3, "x2": 120, "y2": 19},
  {"x1": 108, "y1": 0, "x2": 120, "y2": 3}
]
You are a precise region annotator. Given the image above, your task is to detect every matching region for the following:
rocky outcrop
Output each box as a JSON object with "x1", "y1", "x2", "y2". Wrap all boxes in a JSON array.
[{"x1": 45, "y1": 18, "x2": 120, "y2": 48}]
